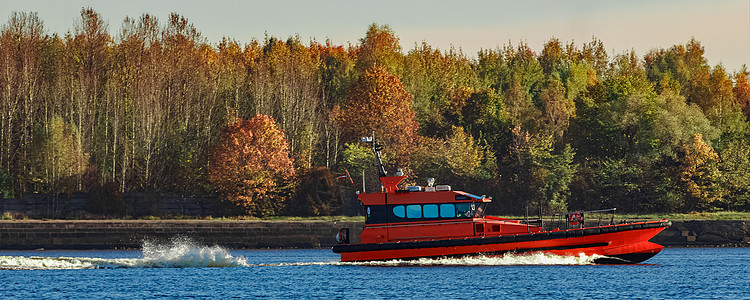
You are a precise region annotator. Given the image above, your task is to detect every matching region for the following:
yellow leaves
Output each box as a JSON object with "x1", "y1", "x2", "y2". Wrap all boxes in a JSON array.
[
  {"x1": 29, "y1": 116, "x2": 88, "y2": 193},
  {"x1": 680, "y1": 133, "x2": 721, "y2": 208}
]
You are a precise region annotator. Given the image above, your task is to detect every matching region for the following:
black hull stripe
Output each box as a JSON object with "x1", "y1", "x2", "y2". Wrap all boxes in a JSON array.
[{"x1": 332, "y1": 221, "x2": 670, "y2": 253}]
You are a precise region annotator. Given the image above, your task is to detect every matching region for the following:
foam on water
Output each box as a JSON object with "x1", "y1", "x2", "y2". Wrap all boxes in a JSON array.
[
  {"x1": 235, "y1": 252, "x2": 600, "y2": 267},
  {"x1": 0, "y1": 239, "x2": 600, "y2": 270},
  {"x1": 335, "y1": 252, "x2": 600, "y2": 267},
  {"x1": 0, "y1": 238, "x2": 249, "y2": 270},
  {"x1": 138, "y1": 238, "x2": 249, "y2": 268}
]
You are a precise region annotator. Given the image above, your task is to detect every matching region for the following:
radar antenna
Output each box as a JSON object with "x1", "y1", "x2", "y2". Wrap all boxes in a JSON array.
[{"x1": 361, "y1": 131, "x2": 387, "y2": 178}]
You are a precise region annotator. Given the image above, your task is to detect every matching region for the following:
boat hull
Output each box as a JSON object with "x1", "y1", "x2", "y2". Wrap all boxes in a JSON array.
[{"x1": 333, "y1": 220, "x2": 670, "y2": 264}]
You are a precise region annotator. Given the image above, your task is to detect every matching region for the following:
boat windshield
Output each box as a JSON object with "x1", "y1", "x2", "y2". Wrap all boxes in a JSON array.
[{"x1": 455, "y1": 202, "x2": 488, "y2": 218}]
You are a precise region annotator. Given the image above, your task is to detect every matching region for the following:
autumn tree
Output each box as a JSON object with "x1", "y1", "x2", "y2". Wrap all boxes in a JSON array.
[
  {"x1": 704, "y1": 65, "x2": 748, "y2": 138},
  {"x1": 0, "y1": 12, "x2": 46, "y2": 194},
  {"x1": 69, "y1": 8, "x2": 111, "y2": 190},
  {"x1": 733, "y1": 67, "x2": 750, "y2": 121},
  {"x1": 354, "y1": 23, "x2": 403, "y2": 76},
  {"x1": 580, "y1": 37, "x2": 608, "y2": 81},
  {"x1": 2, "y1": 8, "x2": 750, "y2": 215},
  {"x1": 338, "y1": 66, "x2": 418, "y2": 164},
  {"x1": 208, "y1": 115, "x2": 295, "y2": 216},
  {"x1": 250, "y1": 36, "x2": 324, "y2": 170},
  {"x1": 645, "y1": 39, "x2": 711, "y2": 103}
]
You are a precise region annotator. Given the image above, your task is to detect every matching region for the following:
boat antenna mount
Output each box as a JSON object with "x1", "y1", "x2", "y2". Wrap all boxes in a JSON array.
[{"x1": 361, "y1": 131, "x2": 387, "y2": 178}]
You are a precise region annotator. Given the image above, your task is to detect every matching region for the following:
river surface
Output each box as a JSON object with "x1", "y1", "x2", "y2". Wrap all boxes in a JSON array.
[{"x1": 0, "y1": 240, "x2": 748, "y2": 299}]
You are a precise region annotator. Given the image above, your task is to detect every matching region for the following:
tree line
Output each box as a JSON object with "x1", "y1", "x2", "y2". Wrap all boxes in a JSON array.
[{"x1": 1, "y1": 9, "x2": 749, "y2": 216}]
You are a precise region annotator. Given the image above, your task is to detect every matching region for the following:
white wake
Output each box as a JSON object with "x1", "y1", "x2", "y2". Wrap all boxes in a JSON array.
[
  {"x1": 334, "y1": 252, "x2": 601, "y2": 267},
  {"x1": 0, "y1": 238, "x2": 249, "y2": 270}
]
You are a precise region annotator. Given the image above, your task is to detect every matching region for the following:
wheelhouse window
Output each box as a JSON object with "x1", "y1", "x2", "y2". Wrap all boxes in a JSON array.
[
  {"x1": 423, "y1": 204, "x2": 439, "y2": 218},
  {"x1": 386, "y1": 202, "x2": 483, "y2": 221},
  {"x1": 393, "y1": 206, "x2": 406, "y2": 218},
  {"x1": 406, "y1": 205, "x2": 422, "y2": 218},
  {"x1": 440, "y1": 204, "x2": 455, "y2": 218},
  {"x1": 456, "y1": 203, "x2": 473, "y2": 218},
  {"x1": 473, "y1": 203, "x2": 488, "y2": 218}
]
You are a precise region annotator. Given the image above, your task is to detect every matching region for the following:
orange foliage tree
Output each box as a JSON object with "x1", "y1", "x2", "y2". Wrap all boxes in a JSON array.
[
  {"x1": 208, "y1": 115, "x2": 295, "y2": 216},
  {"x1": 337, "y1": 66, "x2": 418, "y2": 165},
  {"x1": 733, "y1": 68, "x2": 750, "y2": 121}
]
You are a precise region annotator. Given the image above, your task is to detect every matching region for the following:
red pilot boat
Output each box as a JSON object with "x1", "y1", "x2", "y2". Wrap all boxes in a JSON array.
[{"x1": 332, "y1": 135, "x2": 670, "y2": 264}]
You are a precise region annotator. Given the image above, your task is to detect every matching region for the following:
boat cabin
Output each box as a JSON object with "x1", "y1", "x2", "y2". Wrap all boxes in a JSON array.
[
  {"x1": 352, "y1": 134, "x2": 541, "y2": 245},
  {"x1": 357, "y1": 175, "x2": 534, "y2": 244}
]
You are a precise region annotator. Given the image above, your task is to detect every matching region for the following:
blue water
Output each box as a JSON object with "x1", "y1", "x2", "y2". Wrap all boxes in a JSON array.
[{"x1": 0, "y1": 242, "x2": 748, "y2": 299}]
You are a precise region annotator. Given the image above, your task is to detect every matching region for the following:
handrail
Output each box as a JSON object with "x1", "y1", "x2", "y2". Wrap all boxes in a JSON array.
[
  {"x1": 553, "y1": 208, "x2": 617, "y2": 216},
  {"x1": 551, "y1": 208, "x2": 617, "y2": 230}
]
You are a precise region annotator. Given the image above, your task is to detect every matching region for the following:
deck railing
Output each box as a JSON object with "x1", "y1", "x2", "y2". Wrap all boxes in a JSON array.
[{"x1": 549, "y1": 208, "x2": 617, "y2": 230}]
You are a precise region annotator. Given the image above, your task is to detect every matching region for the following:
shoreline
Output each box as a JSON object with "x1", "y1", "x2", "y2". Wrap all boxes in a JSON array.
[{"x1": 0, "y1": 219, "x2": 747, "y2": 250}]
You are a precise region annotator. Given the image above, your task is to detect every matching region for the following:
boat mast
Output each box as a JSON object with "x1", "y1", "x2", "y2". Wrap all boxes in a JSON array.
[{"x1": 362, "y1": 131, "x2": 387, "y2": 178}]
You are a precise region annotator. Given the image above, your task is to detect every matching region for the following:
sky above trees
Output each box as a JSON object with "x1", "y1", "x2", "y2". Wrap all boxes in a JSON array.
[{"x1": 1, "y1": 0, "x2": 748, "y2": 71}]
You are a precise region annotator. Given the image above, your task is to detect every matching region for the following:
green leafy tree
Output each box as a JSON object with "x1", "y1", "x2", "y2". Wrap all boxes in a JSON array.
[
  {"x1": 570, "y1": 158, "x2": 642, "y2": 211},
  {"x1": 476, "y1": 48, "x2": 509, "y2": 93},
  {"x1": 340, "y1": 142, "x2": 378, "y2": 193},
  {"x1": 0, "y1": 169, "x2": 11, "y2": 198},
  {"x1": 318, "y1": 41, "x2": 356, "y2": 107},
  {"x1": 461, "y1": 89, "x2": 507, "y2": 147},
  {"x1": 540, "y1": 78, "x2": 573, "y2": 145},
  {"x1": 499, "y1": 126, "x2": 576, "y2": 214},
  {"x1": 644, "y1": 38, "x2": 711, "y2": 105},
  {"x1": 717, "y1": 140, "x2": 750, "y2": 210},
  {"x1": 410, "y1": 127, "x2": 492, "y2": 188},
  {"x1": 402, "y1": 42, "x2": 477, "y2": 137}
]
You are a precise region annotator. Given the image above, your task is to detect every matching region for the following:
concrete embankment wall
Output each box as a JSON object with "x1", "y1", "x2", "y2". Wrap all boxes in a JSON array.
[
  {"x1": 0, "y1": 220, "x2": 364, "y2": 250},
  {"x1": 652, "y1": 220, "x2": 750, "y2": 246},
  {"x1": 0, "y1": 220, "x2": 746, "y2": 250}
]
